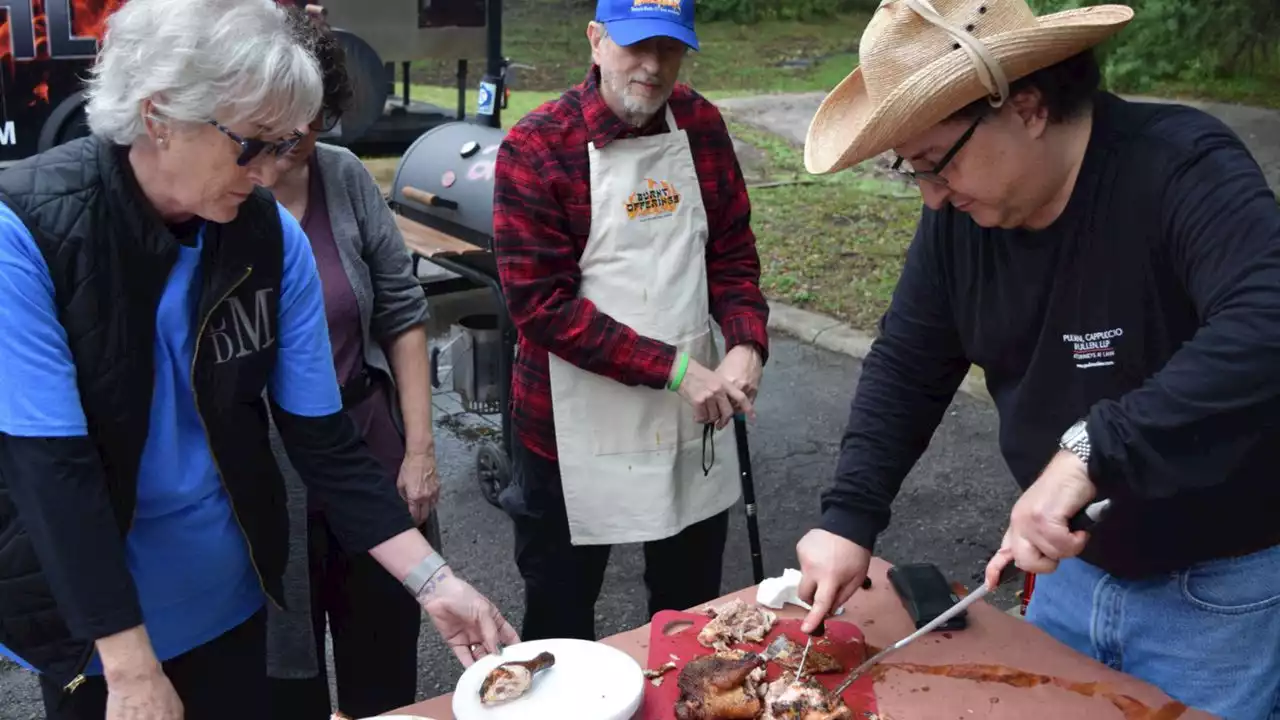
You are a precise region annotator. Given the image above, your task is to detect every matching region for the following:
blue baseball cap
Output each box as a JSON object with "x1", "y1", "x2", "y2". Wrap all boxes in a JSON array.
[{"x1": 595, "y1": 0, "x2": 698, "y2": 51}]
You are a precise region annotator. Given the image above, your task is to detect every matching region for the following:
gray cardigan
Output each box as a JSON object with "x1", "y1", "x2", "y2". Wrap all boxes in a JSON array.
[{"x1": 264, "y1": 142, "x2": 440, "y2": 679}]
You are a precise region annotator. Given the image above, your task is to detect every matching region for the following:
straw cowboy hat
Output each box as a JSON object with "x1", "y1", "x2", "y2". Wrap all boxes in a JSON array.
[{"x1": 803, "y1": 0, "x2": 1134, "y2": 175}]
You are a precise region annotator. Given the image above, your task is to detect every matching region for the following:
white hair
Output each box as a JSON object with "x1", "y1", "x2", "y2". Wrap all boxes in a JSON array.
[{"x1": 85, "y1": 0, "x2": 323, "y2": 145}]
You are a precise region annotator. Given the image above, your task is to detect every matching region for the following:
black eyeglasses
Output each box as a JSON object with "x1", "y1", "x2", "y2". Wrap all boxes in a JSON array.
[
  {"x1": 208, "y1": 121, "x2": 303, "y2": 166},
  {"x1": 892, "y1": 115, "x2": 982, "y2": 187}
]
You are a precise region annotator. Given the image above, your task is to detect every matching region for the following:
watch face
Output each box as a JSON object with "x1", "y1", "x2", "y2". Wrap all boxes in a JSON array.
[{"x1": 1064, "y1": 422, "x2": 1087, "y2": 445}]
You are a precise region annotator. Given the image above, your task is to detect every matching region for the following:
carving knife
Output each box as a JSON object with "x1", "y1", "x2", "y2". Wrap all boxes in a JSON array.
[
  {"x1": 792, "y1": 618, "x2": 825, "y2": 684},
  {"x1": 833, "y1": 499, "x2": 1112, "y2": 695}
]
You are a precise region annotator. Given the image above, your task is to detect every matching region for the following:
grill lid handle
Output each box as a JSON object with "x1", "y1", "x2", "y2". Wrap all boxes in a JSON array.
[{"x1": 403, "y1": 185, "x2": 460, "y2": 212}]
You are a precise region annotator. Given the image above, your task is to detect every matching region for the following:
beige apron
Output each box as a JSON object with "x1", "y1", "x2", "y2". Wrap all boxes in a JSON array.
[{"x1": 547, "y1": 104, "x2": 741, "y2": 546}]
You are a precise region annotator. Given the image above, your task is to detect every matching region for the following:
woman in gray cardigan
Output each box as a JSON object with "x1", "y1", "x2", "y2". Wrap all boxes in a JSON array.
[{"x1": 263, "y1": 13, "x2": 443, "y2": 717}]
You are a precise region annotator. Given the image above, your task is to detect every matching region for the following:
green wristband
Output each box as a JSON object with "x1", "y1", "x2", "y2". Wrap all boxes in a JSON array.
[{"x1": 668, "y1": 352, "x2": 690, "y2": 391}]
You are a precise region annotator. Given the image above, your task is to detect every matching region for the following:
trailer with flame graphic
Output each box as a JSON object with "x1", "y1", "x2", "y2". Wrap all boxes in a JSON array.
[
  {"x1": 0, "y1": 0, "x2": 116, "y2": 163},
  {"x1": 0, "y1": 0, "x2": 503, "y2": 166}
]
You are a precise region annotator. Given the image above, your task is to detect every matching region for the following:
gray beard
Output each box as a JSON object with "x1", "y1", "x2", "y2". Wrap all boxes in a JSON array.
[{"x1": 603, "y1": 72, "x2": 668, "y2": 127}]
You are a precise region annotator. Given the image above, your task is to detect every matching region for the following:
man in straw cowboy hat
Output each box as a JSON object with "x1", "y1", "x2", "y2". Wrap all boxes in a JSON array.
[
  {"x1": 490, "y1": 0, "x2": 770, "y2": 642},
  {"x1": 793, "y1": 0, "x2": 1280, "y2": 716}
]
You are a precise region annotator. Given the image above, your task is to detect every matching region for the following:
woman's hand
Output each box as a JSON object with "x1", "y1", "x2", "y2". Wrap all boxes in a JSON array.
[
  {"x1": 99, "y1": 627, "x2": 183, "y2": 720},
  {"x1": 398, "y1": 449, "x2": 441, "y2": 526},
  {"x1": 418, "y1": 567, "x2": 521, "y2": 667}
]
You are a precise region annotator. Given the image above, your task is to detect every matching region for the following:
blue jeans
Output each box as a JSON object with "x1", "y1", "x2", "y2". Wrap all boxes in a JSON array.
[{"x1": 1026, "y1": 545, "x2": 1280, "y2": 720}]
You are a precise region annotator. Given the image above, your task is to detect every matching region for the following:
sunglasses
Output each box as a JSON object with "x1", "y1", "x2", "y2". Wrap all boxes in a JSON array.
[{"x1": 208, "y1": 121, "x2": 304, "y2": 166}]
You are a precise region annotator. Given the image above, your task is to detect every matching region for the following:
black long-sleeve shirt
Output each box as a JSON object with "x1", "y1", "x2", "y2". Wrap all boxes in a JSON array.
[{"x1": 821, "y1": 92, "x2": 1280, "y2": 578}]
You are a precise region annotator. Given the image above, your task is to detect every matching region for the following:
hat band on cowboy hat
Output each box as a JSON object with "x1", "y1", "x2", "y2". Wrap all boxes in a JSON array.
[{"x1": 803, "y1": 0, "x2": 1135, "y2": 175}]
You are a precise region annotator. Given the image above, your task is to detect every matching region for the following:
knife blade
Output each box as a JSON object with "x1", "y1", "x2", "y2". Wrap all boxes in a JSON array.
[
  {"x1": 833, "y1": 498, "x2": 1112, "y2": 695},
  {"x1": 792, "y1": 618, "x2": 825, "y2": 684},
  {"x1": 833, "y1": 580, "x2": 990, "y2": 695}
]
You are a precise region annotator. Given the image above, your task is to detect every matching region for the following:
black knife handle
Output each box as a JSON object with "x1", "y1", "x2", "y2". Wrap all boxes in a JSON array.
[{"x1": 1068, "y1": 499, "x2": 1112, "y2": 532}]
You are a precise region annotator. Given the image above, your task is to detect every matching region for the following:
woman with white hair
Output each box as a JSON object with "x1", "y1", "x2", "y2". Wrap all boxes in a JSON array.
[{"x1": 0, "y1": 0, "x2": 517, "y2": 719}]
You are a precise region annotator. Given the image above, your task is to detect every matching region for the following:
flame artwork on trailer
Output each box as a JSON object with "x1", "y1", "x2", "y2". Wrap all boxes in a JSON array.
[
  {"x1": 0, "y1": 0, "x2": 311, "y2": 163},
  {"x1": 0, "y1": 0, "x2": 129, "y2": 162}
]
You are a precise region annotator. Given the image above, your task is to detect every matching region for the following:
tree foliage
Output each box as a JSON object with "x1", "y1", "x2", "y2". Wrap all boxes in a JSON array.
[
  {"x1": 693, "y1": 0, "x2": 1277, "y2": 92},
  {"x1": 1029, "y1": 0, "x2": 1278, "y2": 90}
]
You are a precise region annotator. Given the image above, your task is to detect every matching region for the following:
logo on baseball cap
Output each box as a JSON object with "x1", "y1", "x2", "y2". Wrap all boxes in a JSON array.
[{"x1": 595, "y1": 0, "x2": 698, "y2": 50}]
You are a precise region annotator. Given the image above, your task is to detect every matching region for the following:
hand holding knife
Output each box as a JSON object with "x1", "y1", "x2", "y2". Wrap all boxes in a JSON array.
[{"x1": 832, "y1": 498, "x2": 1113, "y2": 696}]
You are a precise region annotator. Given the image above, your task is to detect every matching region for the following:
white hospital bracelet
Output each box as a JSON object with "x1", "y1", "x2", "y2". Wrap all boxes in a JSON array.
[{"x1": 402, "y1": 552, "x2": 447, "y2": 597}]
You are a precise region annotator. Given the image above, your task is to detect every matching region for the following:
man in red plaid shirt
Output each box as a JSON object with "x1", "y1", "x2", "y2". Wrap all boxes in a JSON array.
[{"x1": 492, "y1": 0, "x2": 771, "y2": 641}]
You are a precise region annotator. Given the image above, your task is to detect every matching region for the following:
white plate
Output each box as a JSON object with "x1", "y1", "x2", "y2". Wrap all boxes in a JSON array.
[
  {"x1": 344, "y1": 716, "x2": 436, "y2": 719},
  {"x1": 451, "y1": 638, "x2": 644, "y2": 720}
]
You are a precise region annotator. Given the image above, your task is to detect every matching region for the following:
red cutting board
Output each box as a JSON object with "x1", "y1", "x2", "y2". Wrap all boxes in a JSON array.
[{"x1": 640, "y1": 609, "x2": 878, "y2": 719}]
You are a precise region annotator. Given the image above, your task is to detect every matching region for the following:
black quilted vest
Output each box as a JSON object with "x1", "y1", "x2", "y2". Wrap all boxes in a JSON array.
[{"x1": 0, "y1": 136, "x2": 291, "y2": 689}]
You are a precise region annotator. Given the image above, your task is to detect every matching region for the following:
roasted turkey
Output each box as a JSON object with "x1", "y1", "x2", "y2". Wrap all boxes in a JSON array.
[
  {"x1": 674, "y1": 650, "x2": 768, "y2": 720},
  {"x1": 767, "y1": 635, "x2": 844, "y2": 675},
  {"x1": 697, "y1": 599, "x2": 777, "y2": 651},
  {"x1": 759, "y1": 672, "x2": 853, "y2": 720}
]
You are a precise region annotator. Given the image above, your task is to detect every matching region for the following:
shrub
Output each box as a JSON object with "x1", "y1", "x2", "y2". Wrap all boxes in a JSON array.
[{"x1": 1028, "y1": 0, "x2": 1278, "y2": 92}]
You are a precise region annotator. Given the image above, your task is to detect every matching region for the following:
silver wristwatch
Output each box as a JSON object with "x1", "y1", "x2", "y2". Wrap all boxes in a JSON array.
[
  {"x1": 403, "y1": 552, "x2": 447, "y2": 597},
  {"x1": 1059, "y1": 419, "x2": 1091, "y2": 465}
]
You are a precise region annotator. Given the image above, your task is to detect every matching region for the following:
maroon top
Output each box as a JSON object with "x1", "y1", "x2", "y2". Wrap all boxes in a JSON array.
[{"x1": 301, "y1": 155, "x2": 406, "y2": 509}]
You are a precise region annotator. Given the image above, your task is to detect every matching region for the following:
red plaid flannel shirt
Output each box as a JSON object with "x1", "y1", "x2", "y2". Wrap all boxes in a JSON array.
[{"x1": 493, "y1": 66, "x2": 771, "y2": 461}]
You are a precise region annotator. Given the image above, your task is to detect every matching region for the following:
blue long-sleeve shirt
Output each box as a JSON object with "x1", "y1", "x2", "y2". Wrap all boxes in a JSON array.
[{"x1": 820, "y1": 92, "x2": 1280, "y2": 578}]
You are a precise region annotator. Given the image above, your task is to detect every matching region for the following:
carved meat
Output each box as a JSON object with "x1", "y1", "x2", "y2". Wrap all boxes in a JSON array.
[
  {"x1": 674, "y1": 650, "x2": 768, "y2": 720},
  {"x1": 759, "y1": 673, "x2": 853, "y2": 720},
  {"x1": 697, "y1": 599, "x2": 777, "y2": 651},
  {"x1": 768, "y1": 636, "x2": 844, "y2": 675}
]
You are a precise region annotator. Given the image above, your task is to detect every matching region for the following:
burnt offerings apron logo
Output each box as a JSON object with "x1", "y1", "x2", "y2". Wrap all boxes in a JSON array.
[
  {"x1": 624, "y1": 178, "x2": 681, "y2": 221},
  {"x1": 1062, "y1": 327, "x2": 1123, "y2": 369}
]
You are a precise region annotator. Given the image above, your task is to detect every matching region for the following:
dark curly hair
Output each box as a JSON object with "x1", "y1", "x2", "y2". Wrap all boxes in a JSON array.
[{"x1": 285, "y1": 5, "x2": 352, "y2": 130}]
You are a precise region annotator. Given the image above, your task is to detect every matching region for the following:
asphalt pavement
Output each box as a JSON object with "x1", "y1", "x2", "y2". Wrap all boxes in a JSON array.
[{"x1": 0, "y1": 333, "x2": 1021, "y2": 717}]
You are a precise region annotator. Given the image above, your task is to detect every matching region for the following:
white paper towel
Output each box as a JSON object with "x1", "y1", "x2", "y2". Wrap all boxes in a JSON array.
[{"x1": 756, "y1": 568, "x2": 805, "y2": 609}]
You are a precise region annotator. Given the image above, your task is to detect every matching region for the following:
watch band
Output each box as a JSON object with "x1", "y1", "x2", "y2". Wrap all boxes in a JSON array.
[
  {"x1": 403, "y1": 552, "x2": 446, "y2": 597},
  {"x1": 1059, "y1": 419, "x2": 1091, "y2": 465}
]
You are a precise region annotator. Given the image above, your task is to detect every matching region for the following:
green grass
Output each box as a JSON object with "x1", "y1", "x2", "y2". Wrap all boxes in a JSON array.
[
  {"x1": 410, "y1": 0, "x2": 868, "y2": 96},
  {"x1": 411, "y1": 84, "x2": 558, "y2": 129},
  {"x1": 1145, "y1": 71, "x2": 1280, "y2": 110},
  {"x1": 725, "y1": 122, "x2": 921, "y2": 329}
]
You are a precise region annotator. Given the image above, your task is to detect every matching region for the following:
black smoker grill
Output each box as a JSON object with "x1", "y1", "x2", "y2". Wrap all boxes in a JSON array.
[{"x1": 389, "y1": 121, "x2": 516, "y2": 507}]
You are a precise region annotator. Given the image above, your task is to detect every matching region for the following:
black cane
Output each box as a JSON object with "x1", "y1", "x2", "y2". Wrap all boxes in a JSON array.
[{"x1": 733, "y1": 414, "x2": 765, "y2": 584}]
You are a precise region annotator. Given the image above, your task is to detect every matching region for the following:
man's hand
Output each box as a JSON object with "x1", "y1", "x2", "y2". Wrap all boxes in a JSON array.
[
  {"x1": 99, "y1": 627, "x2": 182, "y2": 720},
  {"x1": 984, "y1": 450, "x2": 1095, "y2": 589},
  {"x1": 795, "y1": 529, "x2": 872, "y2": 633},
  {"x1": 715, "y1": 344, "x2": 764, "y2": 402},
  {"x1": 676, "y1": 357, "x2": 754, "y2": 429},
  {"x1": 418, "y1": 566, "x2": 521, "y2": 667},
  {"x1": 398, "y1": 448, "x2": 441, "y2": 526}
]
